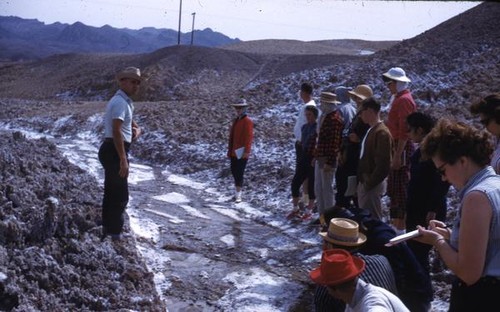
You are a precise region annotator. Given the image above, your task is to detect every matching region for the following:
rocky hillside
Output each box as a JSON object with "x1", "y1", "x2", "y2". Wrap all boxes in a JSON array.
[
  {"x1": 0, "y1": 16, "x2": 240, "y2": 61},
  {"x1": 0, "y1": 132, "x2": 165, "y2": 311}
]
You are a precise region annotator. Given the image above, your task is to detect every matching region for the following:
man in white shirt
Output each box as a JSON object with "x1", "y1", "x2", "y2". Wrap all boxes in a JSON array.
[
  {"x1": 98, "y1": 67, "x2": 143, "y2": 241},
  {"x1": 293, "y1": 82, "x2": 317, "y2": 206},
  {"x1": 310, "y1": 248, "x2": 409, "y2": 312}
]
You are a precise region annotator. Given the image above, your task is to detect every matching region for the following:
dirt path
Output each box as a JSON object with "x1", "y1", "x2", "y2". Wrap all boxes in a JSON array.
[{"x1": 52, "y1": 132, "x2": 320, "y2": 311}]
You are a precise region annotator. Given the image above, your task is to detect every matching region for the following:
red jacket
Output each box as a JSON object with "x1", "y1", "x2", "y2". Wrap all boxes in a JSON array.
[
  {"x1": 386, "y1": 90, "x2": 416, "y2": 141},
  {"x1": 228, "y1": 115, "x2": 254, "y2": 159}
]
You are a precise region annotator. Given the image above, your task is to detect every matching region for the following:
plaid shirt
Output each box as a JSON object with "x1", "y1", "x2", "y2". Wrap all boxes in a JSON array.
[{"x1": 315, "y1": 110, "x2": 343, "y2": 166}]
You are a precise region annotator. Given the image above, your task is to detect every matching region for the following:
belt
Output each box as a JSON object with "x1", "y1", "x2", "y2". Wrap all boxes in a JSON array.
[{"x1": 104, "y1": 138, "x2": 113, "y2": 143}]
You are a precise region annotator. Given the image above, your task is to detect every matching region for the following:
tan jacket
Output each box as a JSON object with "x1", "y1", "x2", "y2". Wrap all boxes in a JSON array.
[{"x1": 357, "y1": 122, "x2": 393, "y2": 190}]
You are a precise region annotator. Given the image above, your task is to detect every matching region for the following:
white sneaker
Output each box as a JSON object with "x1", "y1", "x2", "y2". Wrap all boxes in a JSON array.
[
  {"x1": 235, "y1": 193, "x2": 242, "y2": 203},
  {"x1": 234, "y1": 192, "x2": 241, "y2": 203}
]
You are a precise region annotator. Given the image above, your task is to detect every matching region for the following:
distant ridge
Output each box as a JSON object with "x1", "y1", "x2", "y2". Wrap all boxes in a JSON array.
[
  {"x1": 221, "y1": 39, "x2": 399, "y2": 55},
  {"x1": 0, "y1": 16, "x2": 240, "y2": 61}
]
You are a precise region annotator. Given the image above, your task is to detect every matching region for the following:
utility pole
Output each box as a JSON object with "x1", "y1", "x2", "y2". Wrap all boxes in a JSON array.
[
  {"x1": 191, "y1": 12, "x2": 196, "y2": 46},
  {"x1": 177, "y1": 0, "x2": 182, "y2": 45}
]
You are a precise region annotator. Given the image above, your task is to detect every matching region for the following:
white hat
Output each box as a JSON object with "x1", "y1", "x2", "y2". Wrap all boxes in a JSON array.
[
  {"x1": 231, "y1": 99, "x2": 248, "y2": 107},
  {"x1": 382, "y1": 67, "x2": 411, "y2": 83},
  {"x1": 116, "y1": 67, "x2": 143, "y2": 81}
]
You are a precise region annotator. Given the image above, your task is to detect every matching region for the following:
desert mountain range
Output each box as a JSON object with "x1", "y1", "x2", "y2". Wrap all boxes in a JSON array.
[
  {"x1": 0, "y1": 2, "x2": 498, "y2": 110},
  {"x1": 0, "y1": 16, "x2": 240, "y2": 61}
]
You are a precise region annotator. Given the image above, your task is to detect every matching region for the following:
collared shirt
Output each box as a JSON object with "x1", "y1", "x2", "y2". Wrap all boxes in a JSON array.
[
  {"x1": 104, "y1": 89, "x2": 134, "y2": 143},
  {"x1": 347, "y1": 279, "x2": 409, "y2": 312},
  {"x1": 293, "y1": 99, "x2": 317, "y2": 141},
  {"x1": 386, "y1": 89, "x2": 416, "y2": 141},
  {"x1": 314, "y1": 253, "x2": 398, "y2": 312}
]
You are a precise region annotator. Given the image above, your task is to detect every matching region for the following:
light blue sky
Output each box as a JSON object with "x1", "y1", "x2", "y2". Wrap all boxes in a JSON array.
[{"x1": 1, "y1": 0, "x2": 480, "y2": 41}]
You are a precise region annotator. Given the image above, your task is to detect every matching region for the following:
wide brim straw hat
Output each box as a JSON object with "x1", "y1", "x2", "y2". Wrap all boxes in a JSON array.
[
  {"x1": 116, "y1": 67, "x2": 143, "y2": 81},
  {"x1": 319, "y1": 218, "x2": 367, "y2": 246},
  {"x1": 348, "y1": 84, "x2": 373, "y2": 101},
  {"x1": 310, "y1": 248, "x2": 366, "y2": 286}
]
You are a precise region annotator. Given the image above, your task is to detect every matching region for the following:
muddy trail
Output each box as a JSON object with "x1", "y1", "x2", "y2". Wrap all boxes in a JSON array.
[{"x1": 26, "y1": 129, "x2": 322, "y2": 311}]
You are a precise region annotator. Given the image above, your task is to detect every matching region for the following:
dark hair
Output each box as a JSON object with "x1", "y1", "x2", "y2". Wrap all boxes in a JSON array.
[
  {"x1": 305, "y1": 105, "x2": 319, "y2": 118},
  {"x1": 406, "y1": 112, "x2": 435, "y2": 134},
  {"x1": 301, "y1": 82, "x2": 313, "y2": 95},
  {"x1": 421, "y1": 119, "x2": 493, "y2": 166},
  {"x1": 470, "y1": 93, "x2": 500, "y2": 124},
  {"x1": 361, "y1": 97, "x2": 381, "y2": 113}
]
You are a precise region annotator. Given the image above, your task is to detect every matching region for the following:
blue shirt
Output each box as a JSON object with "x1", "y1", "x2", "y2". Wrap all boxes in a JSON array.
[
  {"x1": 104, "y1": 89, "x2": 134, "y2": 143},
  {"x1": 452, "y1": 166, "x2": 500, "y2": 277}
]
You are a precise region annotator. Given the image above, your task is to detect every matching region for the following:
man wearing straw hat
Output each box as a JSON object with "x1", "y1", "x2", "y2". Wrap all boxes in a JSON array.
[
  {"x1": 313, "y1": 217, "x2": 398, "y2": 311},
  {"x1": 335, "y1": 85, "x2": 374, "y2": 209},
  {"x1": 314, "y1": 92, "x2": 343, "y2": 227},
  {"x1": 227, "y1": 100, "x2": 254, "y2": 203},
  {"x1": 98, "y1": 66, "x2": 143, "y2": 241},
  {"x1": 311, "y1": 248, "x2": 407, "y2": 312}
]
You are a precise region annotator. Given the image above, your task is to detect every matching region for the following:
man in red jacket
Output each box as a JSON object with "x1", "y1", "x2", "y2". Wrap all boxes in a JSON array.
[{"x1": 227, "y1": 100, "x2": 254, "y2": 203}]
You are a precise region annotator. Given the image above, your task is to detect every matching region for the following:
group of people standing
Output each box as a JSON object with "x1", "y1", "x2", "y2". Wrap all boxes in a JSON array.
[
  {"x1": 295, "y1": 68, "x2": 500, "y2": 310},
  {"x1": 290, "y1": 67, "x2": 424, "y2": 235},
  {"x1": 98, "y1": 66, "x2": 499, "y2": 311}
]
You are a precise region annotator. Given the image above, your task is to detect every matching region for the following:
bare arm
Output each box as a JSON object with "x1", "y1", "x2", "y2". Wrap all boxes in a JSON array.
[
  {"x1": 112, "y1": 119, "x2": 129, "y2": 178},
  {"x1": 391, "y1": 138, "x2": 407, "y2": 170},
  {"x1": 417, "y1": 191, "x2": 492, "y2": 285},
  {"x1": 132, "y1": 120, "x2": 141, "y2": 141}
]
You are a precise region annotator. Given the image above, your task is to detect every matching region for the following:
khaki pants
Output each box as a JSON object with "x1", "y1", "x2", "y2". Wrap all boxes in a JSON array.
[
  {"x1": 314, "y1": 159, "x2": 336, "y2": 214},
  {"x1": 357, "y1": 180, "x2": 386, "y2": 220}
]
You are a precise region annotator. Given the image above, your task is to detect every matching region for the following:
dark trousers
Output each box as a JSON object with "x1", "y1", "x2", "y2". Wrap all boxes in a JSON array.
[
  {"x1": 334, "y1": 153, "x2": 358, "y2": 208},
  {"x1": 291, "y1": 157, "x2": 315, "y2": 200},
  {"x1": 449, "y1": 276, "x2": 500, "y2": 312},
  {"x1": 230, "y1": 157, "x2": 248, "y2": 187},
  {"x1": 98, "y1": 140, "x2": 130, "y2": 235}
]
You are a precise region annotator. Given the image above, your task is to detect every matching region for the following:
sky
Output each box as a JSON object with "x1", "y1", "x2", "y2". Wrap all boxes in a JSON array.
[{"x1": 1, "y1": 0, "x2": 481, "y2": 41}]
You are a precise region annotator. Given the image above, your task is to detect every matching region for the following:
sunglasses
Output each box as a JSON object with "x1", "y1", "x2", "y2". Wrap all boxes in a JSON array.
[
  {"x1": 436, "y1": 162, "x2": 447, "y2": 177},
  {"x1": 479, "y1": 118, "x2": 491, "y2": 126},
  {"x1": 386, "y1": 80, "x2": 395, "y2": 86}
]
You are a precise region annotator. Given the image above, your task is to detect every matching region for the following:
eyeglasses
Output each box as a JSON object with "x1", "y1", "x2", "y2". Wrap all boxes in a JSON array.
[
  {"x1": 436, "y1": 162, "x2": 447, "y2": 177},
  {"x1": 121, "y1": 78, "x2": 141, "y2": 85},
  {"x1": 386, "y1": 80, "x2": 395, "y2": 86},
  {"x1": 479, "y1": 118, "x2": 491, "y2": 126}
]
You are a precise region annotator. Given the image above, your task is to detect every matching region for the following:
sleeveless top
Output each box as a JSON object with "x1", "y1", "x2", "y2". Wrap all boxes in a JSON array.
[{"x1": 450, "y1": 166, "x2": 500, "y2": 277}]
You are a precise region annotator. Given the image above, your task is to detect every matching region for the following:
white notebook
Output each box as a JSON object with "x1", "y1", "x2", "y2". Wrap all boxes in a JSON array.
[
  {"x1": 235, "y1": 147, "x2": 245, "y2": 159},
  {"x1": 384, "y1": 230, "x2": 421, "y2": 247}
]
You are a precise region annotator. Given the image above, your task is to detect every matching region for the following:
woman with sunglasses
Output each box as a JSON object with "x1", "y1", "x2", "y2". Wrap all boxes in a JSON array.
[
  {"x1": 470, "y1": 93, "x2": 500, "y2": 174},
  {"x1": 415, "y1": 119, "x2": 500, "y2": 312}
]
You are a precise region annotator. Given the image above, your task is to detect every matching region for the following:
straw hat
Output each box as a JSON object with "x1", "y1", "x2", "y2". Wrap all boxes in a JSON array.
[
  {"x1": 116, "y1": 67, "x2": 143, "y2": 81},
  {"x1": 310, "y1": 248, "x2": 365, "y2": 286},
  {"x1": 231, "y1": 99, "x2": 249, "y2": 107},
  {"x1": 348, "y1": 85, "x2": 373, "y2": 101},
  {"x1": 382, "y1": 67, "x2": 411, "y2": 83},
  {"x1": 320, "y1": 92, "x2": 341, "y2": 104},
  {"x1": 319, "y1": 218, "x2": 367, "y2": 246}
]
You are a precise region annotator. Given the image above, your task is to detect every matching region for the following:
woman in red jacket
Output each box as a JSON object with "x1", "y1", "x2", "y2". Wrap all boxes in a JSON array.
[{"x1": 227, "y1": 100, "x2": 254, "y2": 203}]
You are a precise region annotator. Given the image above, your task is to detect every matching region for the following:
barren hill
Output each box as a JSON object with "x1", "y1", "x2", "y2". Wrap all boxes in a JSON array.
[{"x1": 221, "y1": 39, "x2": 398, "y2": 55}]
